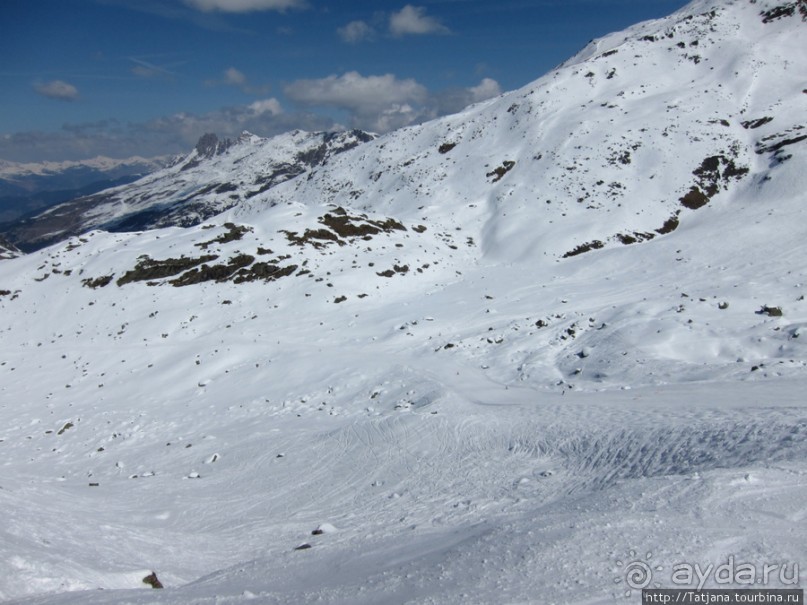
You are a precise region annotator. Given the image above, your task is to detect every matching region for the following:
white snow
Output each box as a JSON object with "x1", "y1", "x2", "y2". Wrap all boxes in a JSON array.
[{"x1": 0, "y1": 0, "x2": 805, "y2": 603}]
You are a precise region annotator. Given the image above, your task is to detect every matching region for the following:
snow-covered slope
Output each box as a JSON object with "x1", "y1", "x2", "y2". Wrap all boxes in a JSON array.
[
  {"x1": 0, "y1": 1, "x2": 805, "y2": 603},
  {"x1": 241, "y1": 0, "x2": 804, "y2": 265},
  {"x1": 2, "y1": 130, "x2": 374, "y2": 252}
]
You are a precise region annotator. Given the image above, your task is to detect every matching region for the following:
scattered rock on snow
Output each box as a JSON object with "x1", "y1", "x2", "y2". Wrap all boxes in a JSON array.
[
  {"x1": 311, "y1": 523, "x2": 337, "y2": 535},
  {"x1": 143, "y1": 571, "x2": 164, "y2": 589},
  {"x1": 757, "y1": 305, "x2": 783, "y2": 317}
]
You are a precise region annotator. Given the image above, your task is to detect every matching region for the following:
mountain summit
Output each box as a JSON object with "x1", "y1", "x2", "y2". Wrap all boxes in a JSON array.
[{"x1": 0, "y1": 1, "x2": 805, "y2": 603}]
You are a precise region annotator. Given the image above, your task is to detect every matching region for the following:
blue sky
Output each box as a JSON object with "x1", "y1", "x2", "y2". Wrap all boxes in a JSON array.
[{"x1": 1, "y1": 0, "x2": 689, "y2": 162}]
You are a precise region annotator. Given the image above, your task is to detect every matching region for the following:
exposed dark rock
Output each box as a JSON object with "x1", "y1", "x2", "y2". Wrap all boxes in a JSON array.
[
  {"x1": 232, "y1": 262, "x2": 298, "y2": 284},
  {"x1": 283, "y1": 228, "x2": 341, "y2": 249},
  {"x1": 760, "y1": 1, "x2": 807, "y2": 23},
  {"x1": 756, "y1": 133, "x2": 807, "y2": 155},
  {"x1": 170, "y1": 254, "x2": 255, "y2": 287},
  {"x1": 487, "y1": 161, "x2": 516, "y2": 183},
  {"x1": 195, "y1": 133, "x2": 232, "y2": 159},
  {"x1": 142, "y1": 572, "x2": 164, "y2": 589},
  {"x1": 616, "y1": 231, "x2": 656, "y2": 245},
  {"x1": 757, "y1": 305, "x2": 783, "y2": 317},
  {"x1": 655, "y1": 214, "x2": 680, "y2": 235},
  {"x1": 376, "y1": 264, "x2": 409, "y2": 277},
  {"x1": 117, "y1": 255, "x2": 219, "y2": 286},
  {"x1": 680, "y1": 154, "x2": 749, "y2": 209},
  {"x1": 284, "y1": 209, "x2": 406, "y2": 249},
  {"x1": 215, "y1": 183, "x2": 239, "y2": 194},
  {"x1": 563, "y1": 240, "x2": 605, "y2": 258},
  {"x1": 195, "y1": 223, "x2": 253, "y2": 249},
  {"x1": 82, "y1": 275, "x2": 114, "y2": 289},
  {"x1": 742, "y1": 117, "x2": 774, "y2": 129},
  {"x1": 295, "y1": 130, "x2": 375, "y2": 166},
  {"x1": 680, "y1": 186, "x2": 710, "y2": 210},
  {"x1": 320, "y1": 209, "x2": 405, "y2": 239}
]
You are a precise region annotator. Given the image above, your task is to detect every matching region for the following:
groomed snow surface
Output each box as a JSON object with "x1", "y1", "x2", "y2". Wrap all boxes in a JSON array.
[{"x1": 1, "y1": 0, "x2": 806, "y2": 602}]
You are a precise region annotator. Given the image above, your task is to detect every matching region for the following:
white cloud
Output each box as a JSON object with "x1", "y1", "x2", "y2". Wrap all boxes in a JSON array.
[
  {"x1": 33, "y1": 80, "x2": 79, "y2": 102},
  {"x1": 371, "y1": 104, "x2": 422, "y2": 134},
  {"x1": 205, "y1": 67, "x2": 269, "y2": 95},
  {"x1": 468, "y1": 78, "x2": 502, "y2": 103},
  {"x1": 431, "y1": 78, "x2": 502, "y2": 116},
  {"x1": 6, "y1": 71, "x2": 501, "y2": 161},
  {"x1": 224, "y1": 67, "x2": 247, "y2": 86},
  {"x1": 183, "y1": 0, "x2": 305, "y2": 12},
  {"x1": 284, "y1": 72, "x2": 501, "y2": 134},
  {"x1": 389, "y1": 5, "x2": 450, "y2": 37},
  {"x1": 146, "y1": 98, "x2": 327, "y2": 143},
  {"x1": 248, "y1": 98, "x2": 283, "y2": 116},
  {"x1": 338, "y1": 20, "x2": 375, "y2": 44},
  {"x1": 284, "y1": 71, "x2": 428, "y2": 116},
  {"x1": 0, "y1": 102, "x2": 331, "y2": 163}
]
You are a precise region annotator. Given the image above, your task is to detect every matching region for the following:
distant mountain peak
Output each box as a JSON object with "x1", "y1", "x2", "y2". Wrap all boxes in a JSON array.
[{"x1": 194, "y1": 133, "x2": 233, "y2": 159}]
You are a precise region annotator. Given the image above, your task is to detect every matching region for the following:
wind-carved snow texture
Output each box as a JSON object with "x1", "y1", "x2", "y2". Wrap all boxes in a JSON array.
[{"x1": 0, "y1": 0, "x2": 806, "y2": 603}]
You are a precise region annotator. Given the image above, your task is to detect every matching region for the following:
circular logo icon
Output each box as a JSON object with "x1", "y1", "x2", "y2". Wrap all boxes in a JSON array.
[
  {"x1": 613, "y1": 550, "x2": 663, "y2": 598},
  {"x1": 624, "y1": 560, "x2": 653, "y2": 589}
]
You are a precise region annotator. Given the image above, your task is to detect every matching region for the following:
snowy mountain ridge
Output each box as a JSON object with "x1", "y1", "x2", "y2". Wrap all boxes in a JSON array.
[
  {"x1": 0, "y1": 155, "x2": 170, "y2": 180},
  {"x1": 0, "y1": 0, "x2": 806, "y2": 603},
  {"x1": 233, "y1": 0, "x2": 803, "y2": 264},
  {"x1": 1, "y1": 129, "x2": 374, "y2": 252},
  {"x1": 0, "y1": 154, "x2": 174, "y2": 230}
]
